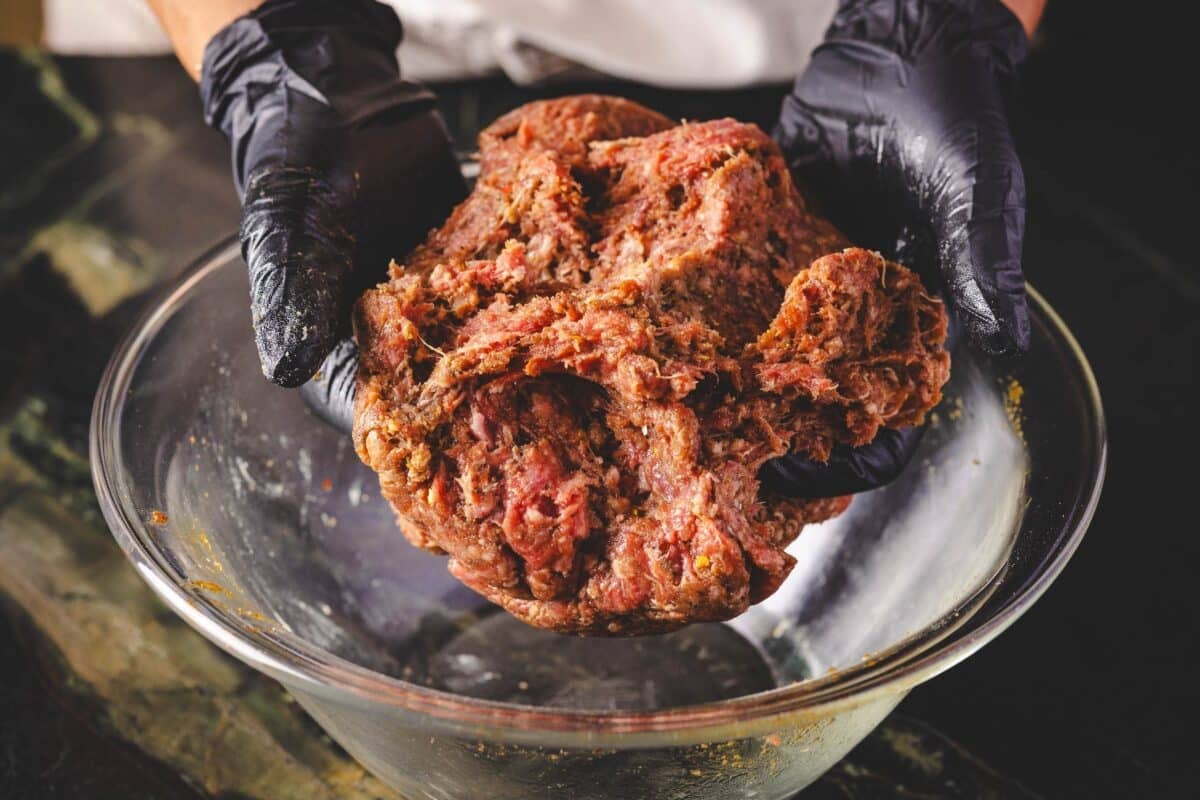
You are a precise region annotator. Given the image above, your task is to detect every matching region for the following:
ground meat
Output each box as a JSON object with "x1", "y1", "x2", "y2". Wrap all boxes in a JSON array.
[{"x1": 353, "y1": 95, "x2": 950, "y2": 635}]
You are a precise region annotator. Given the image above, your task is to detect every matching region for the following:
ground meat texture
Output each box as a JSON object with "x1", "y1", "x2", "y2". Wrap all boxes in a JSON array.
[{"x1": 353, "y1": 95, "x2": 950, "y2": 635}]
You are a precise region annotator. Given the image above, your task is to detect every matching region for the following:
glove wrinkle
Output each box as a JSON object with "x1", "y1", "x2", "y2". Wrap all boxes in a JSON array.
[
  {"x1": 241, "y1": 165, "x2": 352, "y2": 386},
  {"x1": 827, "y1": 0, "x2": 1027, "y2": 68}
]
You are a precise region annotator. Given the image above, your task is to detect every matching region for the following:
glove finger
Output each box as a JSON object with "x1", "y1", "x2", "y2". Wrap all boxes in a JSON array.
[
  {"x1": 758, "y1": 425, "x2": 926, "y2": 498},
  {"x1": 299, "y1": 337, "x2": 358, "y2": 434},
  {"x1": 930, "y1": 109, "x2": 1029, "y2": 354},
  {"x1": 241, "y1": 165, "x2": 353, "y2": 387}
]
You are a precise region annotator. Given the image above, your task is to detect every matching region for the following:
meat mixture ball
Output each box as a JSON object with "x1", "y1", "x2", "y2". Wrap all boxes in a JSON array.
[{"x1": 353, "y1": 95, "x2": 950, "y2": 635}]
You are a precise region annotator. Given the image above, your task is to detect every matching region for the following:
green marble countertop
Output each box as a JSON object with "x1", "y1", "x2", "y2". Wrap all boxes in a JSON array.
[{"x1": 1, "y1": 39, "x2": 1195, "y2": 799}]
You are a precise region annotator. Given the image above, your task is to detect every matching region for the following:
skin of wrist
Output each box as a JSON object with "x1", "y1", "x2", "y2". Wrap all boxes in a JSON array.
[
  {"x1": 998, "y1": 0, "x2": 1046, "y2": 36},
  {"x1": 146, "y1": 0, "x2": 260, "y2": 80}
]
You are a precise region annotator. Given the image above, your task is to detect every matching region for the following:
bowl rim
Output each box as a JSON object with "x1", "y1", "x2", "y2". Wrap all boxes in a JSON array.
[{"x1": 91, "y1": 237, "x2": 1106, "y2": 734}]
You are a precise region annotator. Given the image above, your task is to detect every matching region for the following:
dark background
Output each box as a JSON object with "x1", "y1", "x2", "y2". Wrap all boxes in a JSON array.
[
  {"x1": 2, "y1": 1, "x2": 1197, "y2": 797},
  {"x1": 918, "y1": 3, "x2": 1198, "y2": 795}
]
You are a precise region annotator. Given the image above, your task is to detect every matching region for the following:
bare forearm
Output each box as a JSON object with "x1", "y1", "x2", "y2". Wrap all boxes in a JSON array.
[
  {"x1": 145, "y1": 0, "x2": 260, "y2": 80},
  {"x1": 999, "y1": 0, "x2": 1046, "y2": 36}
]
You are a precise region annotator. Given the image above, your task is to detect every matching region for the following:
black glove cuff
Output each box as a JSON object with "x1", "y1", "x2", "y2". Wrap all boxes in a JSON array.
[
  {"x1": 828, "y1": 0, "x2": 1028, "y2": 72},
  {"x1": 201, "y1": 0, "x2": 406, "y2": 128},
  {"x1": 199, "y1": 0, "x2": 436, "y2": 195}
]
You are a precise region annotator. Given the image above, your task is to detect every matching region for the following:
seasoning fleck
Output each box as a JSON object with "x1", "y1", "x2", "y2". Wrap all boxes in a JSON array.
[
  {"x1": 1004, "y1": 377, "x2": 1026, "y2": 440},
  {"x1": 187, "y1": 580, "x2": 231, "y2": 596}
]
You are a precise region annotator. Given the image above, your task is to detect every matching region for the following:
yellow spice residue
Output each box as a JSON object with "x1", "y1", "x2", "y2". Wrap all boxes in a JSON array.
[
  {"x1": 196, "y1": 529, "x2": 224, "y2": 574},
  {"x1": 947, "y1": 395, "x2": 965, "y2": 421},
  {"x1": 1004, "y1": 377, "x2": 1026, "y2": 441},
  {"x1": 1006, "y1": 378, "x2": 1025, "y2": 406},
  {"x1": 187, "y1": 579, "x2": 231, "y2": 596},
  {"x1": 694, "y1": 554, "x2": 711, "y2": 571}
]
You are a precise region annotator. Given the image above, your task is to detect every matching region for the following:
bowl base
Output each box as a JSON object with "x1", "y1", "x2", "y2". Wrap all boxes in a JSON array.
[{"x1": 397, "y1": 609, "x2": 788, "y2": 711}]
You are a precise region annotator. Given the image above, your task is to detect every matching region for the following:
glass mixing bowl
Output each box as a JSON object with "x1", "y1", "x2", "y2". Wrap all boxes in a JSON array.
[{"x1": 91, "y1": 240, "x2": 1104, "y2": 799}]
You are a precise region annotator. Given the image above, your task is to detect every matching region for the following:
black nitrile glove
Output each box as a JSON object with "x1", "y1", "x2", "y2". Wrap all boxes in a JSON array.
[
  {"x1": 763, "y1": 0, "x2": 1028, "y2": 497},
  {"x1": 200, "y1": 0, "x2": 465, "y2": 389}
]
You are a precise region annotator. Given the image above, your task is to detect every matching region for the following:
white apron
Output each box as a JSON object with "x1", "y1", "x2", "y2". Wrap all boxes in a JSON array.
[{"x1": 43, "y1": 0, "x2": 837, "y2": 87}]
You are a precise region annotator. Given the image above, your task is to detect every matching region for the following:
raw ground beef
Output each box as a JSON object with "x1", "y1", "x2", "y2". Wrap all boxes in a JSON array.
[{"x1": 353, "y1": 95, "x2": 950, "y2": 635}]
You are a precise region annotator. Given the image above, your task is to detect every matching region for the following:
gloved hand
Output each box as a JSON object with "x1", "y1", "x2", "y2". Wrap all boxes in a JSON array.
[
  {"x1": 762, "y1": 0, "x2": 1029, "y2": 497},
  {"x1": 200, "y1": 0, "x2": 465, "y2": 391}
]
